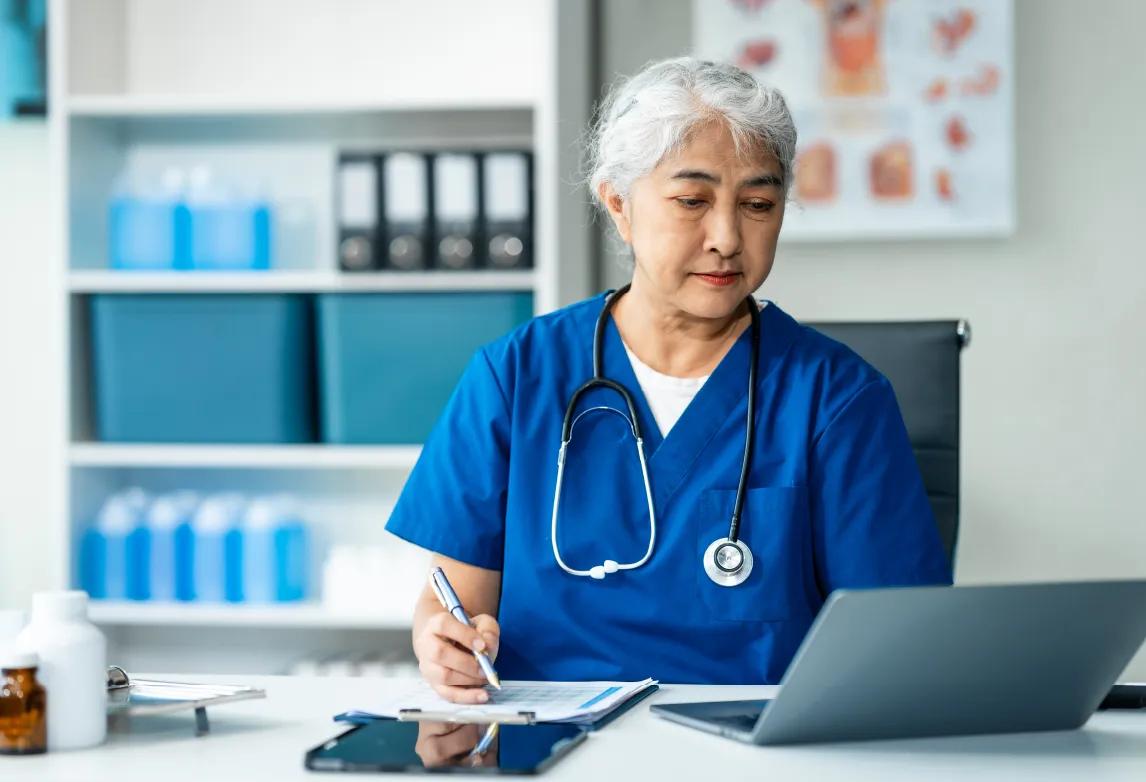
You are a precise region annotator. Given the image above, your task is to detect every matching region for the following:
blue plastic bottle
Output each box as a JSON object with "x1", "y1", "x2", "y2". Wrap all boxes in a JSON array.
[
  {"x1": 175, "y1": 509, "x2": 196, "y2": 603},
  {"x1": 108, "y1": 168, "x2": 191, "y2": 270},
  {"x1": 145, "y1": 492, "x2": 198, "y2": 603},
  {"x1": 186, "y1": 166, "x2": 272, "y2": 271},
  {"x1": 273, "y1": 498, "x2": 310, "y2": 603},
  {"x1": 241, "y1": 498, "x2": 276, "y2": 604},
  {"x1": 79, "y1": 494, "x2": 140, "y2": 600},
  {"x1": 119, "y1": 489, "x2": 152, "y2": 601},
  {"x1": 190, "y1": 494, "x2": 244, "y2": 603},
  {"x1": 242, "y1": 495, "x2": 309, "y2": 603},
  {"x1": 115, "y1": 490, "x2": 149, "y2": 601}
]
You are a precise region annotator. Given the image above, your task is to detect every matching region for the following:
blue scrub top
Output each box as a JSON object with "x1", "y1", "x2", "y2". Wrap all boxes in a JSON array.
[{"x1": 386, "y1": 294, "x2": 952, "y2": 684}]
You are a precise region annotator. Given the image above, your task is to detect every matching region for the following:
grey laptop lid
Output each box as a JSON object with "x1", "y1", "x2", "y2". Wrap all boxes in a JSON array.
[
  {"x1": 751, "y1": 581, "x2": 1146, "y2": 744},
  {"x1": 653, "y1": 581, "x2": 1146, "y2": 745}
]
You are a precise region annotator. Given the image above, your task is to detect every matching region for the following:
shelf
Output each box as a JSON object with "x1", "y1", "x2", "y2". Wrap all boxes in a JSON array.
[
  {"x1": 89, "y1": 600, "x2": 410, "y2": 630},
  {"x1": 69, "y1": 443, "x2": 422, "y2": 470},
  {"x1": 68, "y1": 270, "x2": 538, "y2": 294},
  {"x1": 66, "y1": 94, "x2": 536, "y2": 118},
  {"x1": 48, "y1": 0, "x2": 588, "y2": 676}
]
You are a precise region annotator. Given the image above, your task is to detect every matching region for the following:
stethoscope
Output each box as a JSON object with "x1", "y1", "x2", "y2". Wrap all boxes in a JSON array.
[{"x1": 550, "y1": 283, "x2": 760, "y2": 588}]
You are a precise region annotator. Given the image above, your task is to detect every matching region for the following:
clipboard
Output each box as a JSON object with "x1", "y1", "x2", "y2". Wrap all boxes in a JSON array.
[
  {"x1": 399, "y1": 708, "x2": 538, "y2": 725},
  {"x1": 333, "y1": 683, "x2": 658, "y2": 731},
  {"x1": 578, "y1": 682, "x2": 659, "y2": 731},
  {"x1": 106, "y1": 666, "x2": 266, "y2": 736}
]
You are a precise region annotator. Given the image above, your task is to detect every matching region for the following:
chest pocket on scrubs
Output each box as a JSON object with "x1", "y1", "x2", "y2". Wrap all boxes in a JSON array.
[{"x1": 694, "y1": 487, "x2": 810, "y2": 622}]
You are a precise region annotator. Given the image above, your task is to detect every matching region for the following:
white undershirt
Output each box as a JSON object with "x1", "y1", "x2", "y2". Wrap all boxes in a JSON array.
[
  {"x1": 621, "y1": 300, "x2": 766, "y2": 437},
  {"x1": 622, "y1": 343, "x2": 710, "y2": 437}
]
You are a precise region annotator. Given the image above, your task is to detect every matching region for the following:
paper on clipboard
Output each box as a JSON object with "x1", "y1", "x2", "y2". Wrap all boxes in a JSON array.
[{"x1": 351, "y1": 678, "x2": 658, "y2": 725}]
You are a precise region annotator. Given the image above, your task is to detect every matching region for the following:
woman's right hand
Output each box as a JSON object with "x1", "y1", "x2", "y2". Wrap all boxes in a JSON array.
[{"x1": 414, "y1": 610, "x2": 501, "y2": 704}]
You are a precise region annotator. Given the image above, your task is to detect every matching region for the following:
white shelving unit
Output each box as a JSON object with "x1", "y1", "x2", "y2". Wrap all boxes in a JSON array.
[
  {"x1": 49, "y1": 0, "x2": 596, "y2": 675},
  {"x1": 68, "y1": 444, "x2": 422, "y2": 471},
  {"x1": 89, "y1": 601, "x2": 410, "y2": 631},
  {"x1": 67, "y1": 269, "x2": 538, "y2": 293},
  {"x1": 66, "y1": 95, "x2": 537, "y2": 117}
]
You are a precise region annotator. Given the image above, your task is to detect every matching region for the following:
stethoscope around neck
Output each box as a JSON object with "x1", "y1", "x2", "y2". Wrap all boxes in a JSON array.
[{"x1": 549, "y1": 283, "x2": 761, "y2": 587}]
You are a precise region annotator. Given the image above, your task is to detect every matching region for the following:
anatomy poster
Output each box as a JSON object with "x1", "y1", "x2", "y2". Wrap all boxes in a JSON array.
[{"x1": 694, "y1": 0, "x2": 1014, "y2": 240}]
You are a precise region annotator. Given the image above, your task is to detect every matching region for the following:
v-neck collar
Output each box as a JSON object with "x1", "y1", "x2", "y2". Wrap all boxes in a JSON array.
[{"x1": 597, "y1": 299, "x2": 796, "y2": 510}]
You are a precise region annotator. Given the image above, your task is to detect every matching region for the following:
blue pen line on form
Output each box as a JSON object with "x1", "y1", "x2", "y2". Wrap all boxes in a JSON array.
[{"x1": 577, "y1": 686, "x2": 620, "y2": 710}]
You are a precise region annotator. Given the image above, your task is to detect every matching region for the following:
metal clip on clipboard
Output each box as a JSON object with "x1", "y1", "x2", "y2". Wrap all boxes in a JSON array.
[
  {"x1": 106, "y1": 666, "x2": 266, "y2": 736},
  {"x1": 398, "y1": 708, "x2": 538, "y2": 725}
]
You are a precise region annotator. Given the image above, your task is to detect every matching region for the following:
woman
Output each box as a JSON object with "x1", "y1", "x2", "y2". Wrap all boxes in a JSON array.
[{"x1": 387, "y1": 57, "x2": 951, "y2": 703}]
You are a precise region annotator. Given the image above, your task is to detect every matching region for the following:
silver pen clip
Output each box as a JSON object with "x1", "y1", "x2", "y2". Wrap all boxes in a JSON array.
[{"x1": 428, "y1": 571, "x2": 448, "y2": 609}]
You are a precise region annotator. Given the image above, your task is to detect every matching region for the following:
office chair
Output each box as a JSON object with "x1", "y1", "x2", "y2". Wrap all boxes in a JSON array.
[{"x1": 806, "y1": 320, "x2": 970, "y2": 566}]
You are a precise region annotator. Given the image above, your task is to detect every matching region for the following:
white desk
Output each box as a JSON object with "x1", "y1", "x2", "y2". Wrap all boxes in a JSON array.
[{"x1": 5, "y1": 675, "x2": 1146, "y2": 781}]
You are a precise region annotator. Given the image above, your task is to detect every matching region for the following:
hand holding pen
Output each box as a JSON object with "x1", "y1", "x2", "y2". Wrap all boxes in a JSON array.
[{"x1": 414, "y1": 566, "x2": 502, "y2": 704}]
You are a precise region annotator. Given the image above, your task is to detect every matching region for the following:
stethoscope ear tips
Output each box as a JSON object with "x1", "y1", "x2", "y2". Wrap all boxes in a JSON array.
[{"x1": 589, "y1": 560, "x2": 621, "y2": 580}]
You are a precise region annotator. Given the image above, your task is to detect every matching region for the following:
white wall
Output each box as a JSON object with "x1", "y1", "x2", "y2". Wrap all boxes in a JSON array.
[
  {"x1": 0, "y1": 121, "x2": 65, "y2": 609},
  {"x1": 600, "y1": 0, "x2": 1146, "y2": 677},
  {"x1": 2, "y1": 0, "x2": 1144, "y2": 676},
  {"x1": 68, "y1": 0, "x2": 545, "y2": 104}
]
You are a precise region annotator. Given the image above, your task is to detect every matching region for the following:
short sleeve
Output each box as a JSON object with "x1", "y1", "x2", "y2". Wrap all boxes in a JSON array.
[
  {"x1": 385, "y1": 348, "x2": 510, "y2": 570},
  {"x1": 809, "y1": 378, "x2": 953, "y2": 595}
]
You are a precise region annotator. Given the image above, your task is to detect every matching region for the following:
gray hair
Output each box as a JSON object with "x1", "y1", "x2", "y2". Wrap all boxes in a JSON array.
[{"x1": 586, "y1": 57, "x2": 797, "y2": 212}]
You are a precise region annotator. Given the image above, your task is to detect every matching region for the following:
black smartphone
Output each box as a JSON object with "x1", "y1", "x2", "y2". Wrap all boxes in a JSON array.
[{"x1": 304, "y1": 719, "x2": 587, "y2": 775}]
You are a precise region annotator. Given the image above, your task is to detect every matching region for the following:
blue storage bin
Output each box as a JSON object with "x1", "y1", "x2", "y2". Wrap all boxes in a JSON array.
[
  {"x1": 91, "y1": 294, "x2": 315, "y2": 443},
  {"x1": 188, "y1": 201, "x2": 272, "y2": 270},
  {"x1": 317, "y1": 292, "x2": 533, "y2": 443},
  {"x1": 109, "y1": 197, "x2": 190, "y2": 270}
]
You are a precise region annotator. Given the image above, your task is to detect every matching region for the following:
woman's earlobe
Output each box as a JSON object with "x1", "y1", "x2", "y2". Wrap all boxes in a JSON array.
[
  {"x1": 612, "y1": 203, "x2": 632, "y2": 243},
  {"x1": 599, "y1": 184, "x2": 631, "y2": 242}
]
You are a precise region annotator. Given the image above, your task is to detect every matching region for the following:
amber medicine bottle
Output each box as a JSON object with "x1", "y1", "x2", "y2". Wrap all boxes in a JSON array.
[{"x1": 0, "y1": 647, "x2": 47, "y2": 755}]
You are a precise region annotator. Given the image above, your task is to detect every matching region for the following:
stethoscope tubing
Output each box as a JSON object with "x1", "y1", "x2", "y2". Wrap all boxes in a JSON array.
[{"x1": 551, "y1": 283, "x2": 760, "y2": 577}]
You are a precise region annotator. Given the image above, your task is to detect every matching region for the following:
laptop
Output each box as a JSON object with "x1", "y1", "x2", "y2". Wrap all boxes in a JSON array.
[{"x1": 652, "y1": 580, "x2": 1146, "y2": 745}]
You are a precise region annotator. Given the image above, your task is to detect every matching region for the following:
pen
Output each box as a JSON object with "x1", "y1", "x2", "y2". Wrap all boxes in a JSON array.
[{"x1": 429, "y1": 567, "x2": 502, "y2": 690}]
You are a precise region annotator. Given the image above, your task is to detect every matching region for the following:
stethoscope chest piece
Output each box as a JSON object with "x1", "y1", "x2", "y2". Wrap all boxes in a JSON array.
[{"x1": 703, "y1": 537, "x2": 754, "y2": 587}]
